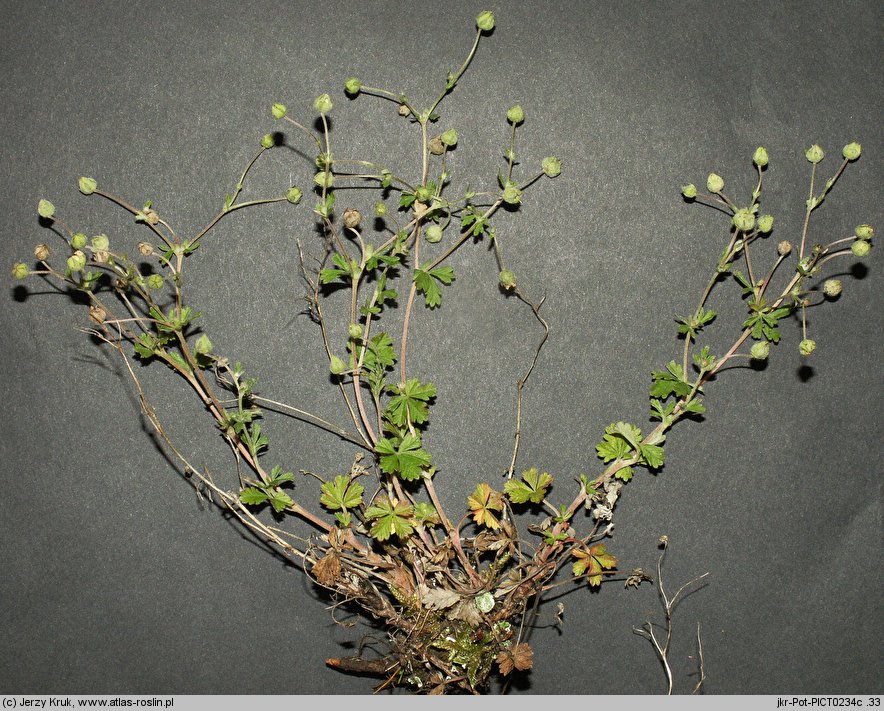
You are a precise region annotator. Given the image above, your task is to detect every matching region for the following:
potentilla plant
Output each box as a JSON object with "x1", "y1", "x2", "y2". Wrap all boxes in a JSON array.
[{"x1": 12, "y1": 11, "x2": 874, "y2": 694}]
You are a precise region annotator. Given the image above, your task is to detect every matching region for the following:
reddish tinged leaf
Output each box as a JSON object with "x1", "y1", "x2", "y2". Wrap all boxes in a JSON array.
[
  {"x1": 496, "y1": 642, "x2": 534, "y2": 675},
  {"x1": 467, "y1": 482, "x2": 504, "y2": 529},
  {"x1": 572, "y1": 543, "x2": 618, "y2": 587}
]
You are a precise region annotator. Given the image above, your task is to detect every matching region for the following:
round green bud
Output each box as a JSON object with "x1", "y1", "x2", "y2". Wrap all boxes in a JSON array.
[
  {"x1": 147, "y1": 274, "x2": 164, "y2": 290},
  {"x1": 756, "y1": 214, "x2": 774, "y2": 233},
  {"x1": 681, "y1": 183, "x2": 697, "y2": 199},
  {"x1": 499, "y1": 269, "x2": 516, "y2": 290},
  {"x1": 315, "y1": 152, "x2": 334, "y2": 169},
  {"x1": 329, "y1": 355, "x2": 347, "y2": 375},
  {"x1": 475, "y1": 591, "x2": 495, "y2": 613},
  {"x1": 78, "y1": 176, "x2": 98, "y2": 195},
  {"x1": 706, "y1": 173, "x2": 724, "y2": 193},
  {"x1": 67, "y1": 251, "x2": 86, "y2": 272},
  {"x1": 476, "y1": 10, "x2": 495, "y2": 31},
  {"x1": 34, "y1": 244, "x2": 50, "y2": 261},
  {"x1": 851, "y1": 239, "x2": 871, "y2": 257},
  {"x1": 777, "y1": 240, "x2": 792, "y2": 257},
  {"x1": 193, "y1": 334, "x2": 213, "y2": 355},
  {"x1": 286, "y1": 186, "x2": 303, "y2": 204},
  {"x1": 373, "y1": 201, "x2": 387, "y2": 217},
  {"x1": 37, "y1": 199, "x2": 55, "y2": 219},
  {"x1": 261, "y1": 133, "x2": 275, "y2": 149},
  {"x1": 842, "y1": 142, "x2": 861, "y2": 161},
  {"x1": 415, "y1": 185, "x2": 433, "y2": 203},
  {"x1": 12, "y1": 262, "x2": 29, "y2": 280},
  {"x1": 798, "y1": 339, "x2": 816, "y2": 356},
  {"x1": 732, "y1": 207, "x2": 755, "y2": 233},
  {"x1": 314, "y1": 93, "x2": 333, "y2": 114},
  {"x1": 749, "y1": 341, "x2": 770, "y2": 360},
  {"x1": 347, "y1": 323, "x2": 363, "y2": 340},
  {"x1": 502, "y1": 182, "x2": 522, "y2": 205},
  {"x1": 440, "y1": 128, "x2": 458, "y2": 147},
  {"x1": 805, "y1": 144, "x2": 824, "y2": 164},
  {"x1": 70, "y1": 232, "x2": 88, "y2": 250},
  {"x1": 424, "y1": 225, "x2": 443, "y2": 243},
  {"x1": 271, "y1": 102, "x2": 287, "y2": 120},
  {"x1": 91, "y1": 234, "x2": 109, "y2": 251},
  {"x1": 344, "y1": 77, "x2": 361, "y2": 95},
  {"x1": 855, "y1": 224, "x2": 874, "y2": 239},
  {"x1": 314, "y1": 171, "x2": 334, "y2": 188},
  {"x1": 822, "y1": 279, "x2": 842, "y2": 298},
  {"x1": 753, "y1": 146, "x2": 769, "y2": 168},
  {"x1": 506, "y1": 105, "x2": 524, "y2": 124},
  {"x1": 542, "y1": 155, "x2": 562, "y2": 178}
]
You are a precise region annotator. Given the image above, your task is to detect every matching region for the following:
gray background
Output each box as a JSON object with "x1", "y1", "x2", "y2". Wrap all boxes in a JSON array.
[{"x1": 1, "y1": 0, "x2": 881, "y2": 695}]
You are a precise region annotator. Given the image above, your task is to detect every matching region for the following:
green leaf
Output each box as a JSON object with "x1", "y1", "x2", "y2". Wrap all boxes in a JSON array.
[
  {"x1": 239, "y1": 487, "x2": 269, "y2": 506},
  {"x1": 268, "y1": 491, "x2": 294, "y2": 513},
  {"x1": 320, "y1": 475, "x2": 364, "y2": 511},
  {"x1": 365, "y1": 498, "x2": 414, "y2": 541},
  {"x1": 683, "y1": 398, "x2": 706, "y2": 416},
  {"x1": 413, "y1": 502, "x2": 439, "y2": 525},
  {"x1": 375, "y1": 434, "x2": 432, "y2": 481},
  {"x1": 614, "y1": 466, "x2": 634, "y2": 483},
  {"x1": 650, "y1": 361, "x2": 693, "y2": 399},
  {"x1": 572, "y1": 543, "x2": 617, "y2": 587},
  {"x1": 504, "y1": 467, "x2": 554, "y2": 505},
  {"x1": 596, "y1": 422, "x2": 642, "y2": 463},
  {"x1": 413, "y1": 264, "x2": 455, "y2": 309},
  {"x1": 268, "y1": 465, "x2": 295, "y2": 486},
  {"x1": 384, "y1": 378, "x2": 436, "y2": 427},
  {"x1": 639, "y1": 444, "x2": 665, "y2": 470}
]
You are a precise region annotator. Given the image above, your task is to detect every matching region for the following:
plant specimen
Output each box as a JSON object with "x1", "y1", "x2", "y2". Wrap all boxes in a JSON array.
[{"x1": 10, "y1": 9, "x2": 877, "y2": 695}]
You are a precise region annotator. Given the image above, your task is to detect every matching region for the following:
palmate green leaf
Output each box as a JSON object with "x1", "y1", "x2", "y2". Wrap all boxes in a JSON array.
[
  {"x1": 504, "y1": 467, "x2": 554, "y2": 505},
  {"x1": 320, "y1": 474, "x2": 364, "y2": 511},
  {"x1": 572, "y1": 543, "x2": 618, "y2": 588},
  {"x1": 239, "y1": 487, "x2": 269, "y2": 506},
  {"x1": 650, "y1": 361, "x2": 693, "y2": 399},
  {"x1": 413, "y1": 263, "x2": 455, "y2": 308},
  {"x1": 384, "y1": 378, "x2": 436, "y2": 426},
  {"x1": 268, "y1": 491, "x2": 294, "y2": 513},
  {"x1": 596, "y1": 422, "x2": 641, "y2": 463},
  {"x1": 364, "y1": 498, "x2": 414, "y2": 541},
  {"x1": 639, "y1": 444, "x2": 665, "y2": 470},
  {"x1": 375, "y1": 434, "x2": 432, "y2": 481},
  {"x1": 319, "y1": 252, "x2": 357, "y2": 285}
]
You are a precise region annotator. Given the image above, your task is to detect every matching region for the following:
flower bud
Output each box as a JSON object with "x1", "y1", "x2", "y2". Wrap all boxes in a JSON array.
[
  {"x1": 842, "y1": 142, "x2": 861, "y2": 161},
  {"x1": 329, "y1": 355, "x2": 346, "y2": 375},
  {"x1": 89, "y1": 305, "x2": 106, "y2": 324},
  {"x1": 476, "y1": 10, "x2": 495, "y2": 31},
  {"x1": 706, "y1": 173, "x2": 724, "y2": 193},
  {"x1": 12, "y1": 262, "x2": 29, "y2": 279},
  {"x1": 732, "y1": 208, "x2": 755, "y2": 233},
  {"x1": 681, "y1": 183, "x2": 697, "y2": 199},
  {"x1": 260, "y1": 133, "x2": 275, "y2": 149},
  {"x1": 78, "y1": 176, "x2": 98, "y2": 196},
  {"x1": 756, "y1": 214, "x2": 774, "y2": 233},
  {"x1": 194, "y1": 334, "x2": 213, "y2": 355},
  {"x1": 777, "y1": 240, "x2": 792, "y2": 256},
  {"x1": 502, "y1": 182, "x2": 522, "y2": 205},
  {"x1": 314, "y1": 93, "x2": 333, "y2": 113},
  {"x1": 799, "y1": 339, "x2": 816, "y2": 356},
  {"x1": 344, "y1": 77, "x2": 361, "y2": 96},
  {"x1": 415, "y1": 185, "x2": 433, "y2": 203},
  {"x1": 286, "y1": 186, "x2": 303, "y2": 204},
  {"x1": 805, "y1": 144, "x2": 824, "y2": 164},
  {"x1": 507, "y1": 105, "x2": 524, "y2": 124},
  {"x1": 314, "y1": 171, "x2": 334, "y2": 188},
  {"x1": 428, "y1": 137, "x2": 445, "y2": 155},
  {"x1": 38, "y1": 199, "x2": 55, "y2": 219},
  {"x1": 343, "y1": 208, "x2": 361, "y2": 229},
  {"x1": 374, "y1": 201, "x2": 387, "y2": 217},
  {"x1": 440, "y1": 128, "x2": 458, "y2": 147},
  {"x1": 822, "y1": 279, "x2": 842, "y2": 298},
  {"x1": 147, "y1": 274, "x2": 164, "y2": 290},
  {"x1": 851, "y1": 240, "x2": 871, "y2": 257},
  {"x1": 499, "y1": 269, "x2": 516, "y2": 290},
  {"x1": 69, "y1": 232, "x2": 87, "y2": 250},
  {"x1": 67, "y1": 251, "x2": 86, "y2": 272},
  {"x1": 347, "y1": 323, "x2": 363, "y2": 340},
  {"x1": 271, "y1": 103, "x2": 287, "y2": 119},
  {"x1": 34, "y1": 244, "x2": 50, "y2": 261},
  {"x1": 753, "y1": 146, "x2": 769, "y2": 168},
  {"x1": 137, "y1": 242, "x2": 154, "y2": 257},
  {"x1": 542, "y1": 156, "x2": 562, "y2": 178},
  {"x1": 855, "y1": 224, "x2": 874, "y2": 239},
  {"x1": 424, "y1": 225, "x2": 443, "y2": 243},
  {"x1": 91, "y1": 234, "x2": 109, "y2": 251},
  {"x1": 750, "y1": 341, "x2": 770, "y2": 360}
]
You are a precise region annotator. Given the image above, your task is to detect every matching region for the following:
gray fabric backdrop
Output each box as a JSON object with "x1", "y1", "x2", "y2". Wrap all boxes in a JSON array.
[{"x1": 2, "y1": 0, "x2": 881, "y2": 695}]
